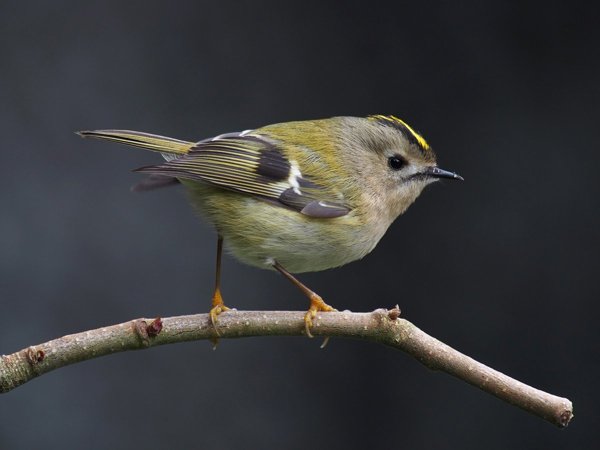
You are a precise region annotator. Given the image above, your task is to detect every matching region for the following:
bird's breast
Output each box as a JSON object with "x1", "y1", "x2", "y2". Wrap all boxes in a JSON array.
[{"x1": 184, "y1": 183, "x2": 388, "y2": 273}]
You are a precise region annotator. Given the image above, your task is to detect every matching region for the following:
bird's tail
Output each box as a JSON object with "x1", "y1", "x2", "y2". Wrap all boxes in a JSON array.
[{"x1": 77, "y1": 130, "x2": 194, "y2": 156}]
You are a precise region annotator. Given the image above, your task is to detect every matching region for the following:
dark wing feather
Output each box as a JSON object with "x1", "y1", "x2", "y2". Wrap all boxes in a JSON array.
[
  {"x1": 134, "y1": 132, "x2": 351, "y2": 218},
  {"x1": 131, "y1": 175, "x2": 180, "y2": 192}
]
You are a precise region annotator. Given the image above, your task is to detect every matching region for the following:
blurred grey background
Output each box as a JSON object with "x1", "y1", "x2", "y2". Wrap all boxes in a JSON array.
[{"x1": 1, "y1": 1, "x2": 598, "y2": 449}]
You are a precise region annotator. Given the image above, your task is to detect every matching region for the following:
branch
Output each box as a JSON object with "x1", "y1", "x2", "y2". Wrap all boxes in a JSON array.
[{"x1": 0, "y1": 308, "x2": 573, "y2": 427}]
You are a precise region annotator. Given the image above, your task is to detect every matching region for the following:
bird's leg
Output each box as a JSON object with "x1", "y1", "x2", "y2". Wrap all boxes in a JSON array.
[
  {"x1": 209, "y1": 235, "x2": 230, "y2": 331},
  {"x1": 272, "y1": 261, "x2": 337, "y2": 338}
]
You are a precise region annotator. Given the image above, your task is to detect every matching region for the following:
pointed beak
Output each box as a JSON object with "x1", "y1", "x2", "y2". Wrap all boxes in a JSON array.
[{"x1": 425, "y1": 166, "x2": 464, "y2": 181}]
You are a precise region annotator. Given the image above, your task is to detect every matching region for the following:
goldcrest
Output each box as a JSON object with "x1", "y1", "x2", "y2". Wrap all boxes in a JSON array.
[{"x1": 79, "y1": 115, "x2": 462, "y2": 336}]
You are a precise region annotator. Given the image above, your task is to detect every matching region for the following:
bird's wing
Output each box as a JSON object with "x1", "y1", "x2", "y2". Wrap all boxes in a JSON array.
[{"x1": 134, "y1": 131, "x2": 351, "y2": 218}]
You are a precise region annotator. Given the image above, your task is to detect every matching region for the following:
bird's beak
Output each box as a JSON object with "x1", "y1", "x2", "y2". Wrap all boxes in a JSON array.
[{"x1": 425, "y1": 166, "x2": 464, "y2": 181}]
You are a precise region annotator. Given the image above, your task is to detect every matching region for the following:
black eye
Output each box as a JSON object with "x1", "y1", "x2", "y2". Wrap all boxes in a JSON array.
[{"x1": 388, "y1": 155, "x2": 405, "y2": 171}]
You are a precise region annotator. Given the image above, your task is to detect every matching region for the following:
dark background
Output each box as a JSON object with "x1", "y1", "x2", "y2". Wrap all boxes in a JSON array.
[{"x1": 1, "y1": 1, "x2": 598, "y2": 449}]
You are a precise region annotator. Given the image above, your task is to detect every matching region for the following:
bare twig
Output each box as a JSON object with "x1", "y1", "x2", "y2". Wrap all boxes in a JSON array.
[{"x1": 0, "y1": 308, "x2": 573, "y2": 427}]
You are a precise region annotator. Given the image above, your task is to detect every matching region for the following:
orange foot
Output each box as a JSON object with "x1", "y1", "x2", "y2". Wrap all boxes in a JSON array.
[
  {"x1": 304, "y1": 294, "x2": 337, "y2": 338},
  {"x1": 209, "y1": 288, "x2": 231, "y2": 333}
]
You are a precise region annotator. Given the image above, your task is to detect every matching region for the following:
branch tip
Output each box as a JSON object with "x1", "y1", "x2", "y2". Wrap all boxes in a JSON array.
[{"x1": 559, "y1": 408, "x2": 574, "y2": 428}]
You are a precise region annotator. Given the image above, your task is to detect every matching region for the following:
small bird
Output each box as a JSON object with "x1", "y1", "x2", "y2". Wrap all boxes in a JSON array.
[{"x1": 78, "y1": 115, "x2": 462, "y2": 337}]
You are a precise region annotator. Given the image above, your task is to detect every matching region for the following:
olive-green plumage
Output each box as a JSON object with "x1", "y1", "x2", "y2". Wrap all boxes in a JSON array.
[
  {"x1": 78, "y1": 116, "x2": 462, "y2": 274},
  {"x1": 79, "y1": 115, "x2": 463, "y2": 335}
]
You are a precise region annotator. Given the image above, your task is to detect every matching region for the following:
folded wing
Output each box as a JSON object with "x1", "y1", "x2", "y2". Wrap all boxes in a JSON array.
[{"x1": 135, "y1": 131, "x2": 351, "y2": 219}]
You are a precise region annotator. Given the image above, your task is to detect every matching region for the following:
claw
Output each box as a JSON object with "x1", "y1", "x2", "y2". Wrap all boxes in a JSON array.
[
  {"x1": 304, "y1": 294, "x2": 337, "y2": 338},
  {"x1": 209, "y1": 288, "x2": 230, "y2": 336},
  {"x1": 271, "y1": 260, "x2": 337, "y2": 341}
]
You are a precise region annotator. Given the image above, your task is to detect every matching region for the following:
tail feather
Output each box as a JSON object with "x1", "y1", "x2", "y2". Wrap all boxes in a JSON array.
[{"x1": 77, "y1": 130, "x2": 194, "y2": 156}]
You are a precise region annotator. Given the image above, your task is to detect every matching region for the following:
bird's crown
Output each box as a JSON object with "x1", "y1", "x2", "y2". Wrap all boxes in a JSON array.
[{"x1": 368, "y1": 115, "x2": 431, "y2": 154}]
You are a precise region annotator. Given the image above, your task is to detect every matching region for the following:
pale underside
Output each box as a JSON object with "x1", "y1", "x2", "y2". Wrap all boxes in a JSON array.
[{"x1": 182, "y1": 181, "x2": 387, "y2": 273}]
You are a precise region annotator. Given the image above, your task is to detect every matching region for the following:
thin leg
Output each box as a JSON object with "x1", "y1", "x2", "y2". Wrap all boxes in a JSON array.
[
  {"x1": 272, "y1": 260, "x2": 337, "y2": 338},
  {"x1": 209, "y1": 235, "x2": 230, "y2": 330},
  {"x1": 213, "y1": 235, "x2": 224, "y2": 302}
]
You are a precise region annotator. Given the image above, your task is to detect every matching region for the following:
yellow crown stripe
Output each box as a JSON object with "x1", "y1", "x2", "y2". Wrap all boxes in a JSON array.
[
  {"x1": 387, "y1": 116, "x2": 430, "y2": 151},
  {"x1": 368, "y1": 115, "x2": 431, "y2": 152}
]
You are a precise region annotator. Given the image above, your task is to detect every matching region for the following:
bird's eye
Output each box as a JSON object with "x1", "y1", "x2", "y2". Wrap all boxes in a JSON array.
[{"x1": 388, "y1": 155, "x2": 405, "y2": 171}]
